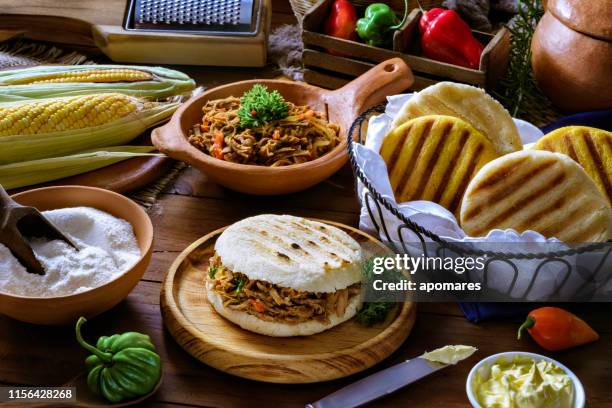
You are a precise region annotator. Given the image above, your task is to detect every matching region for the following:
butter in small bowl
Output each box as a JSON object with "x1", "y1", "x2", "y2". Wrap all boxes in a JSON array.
[{"x1": 466, "y1": 352, "x2": 585, "y2": 408}]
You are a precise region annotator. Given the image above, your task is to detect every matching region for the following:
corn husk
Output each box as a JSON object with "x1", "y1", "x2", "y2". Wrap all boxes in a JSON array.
[
  {"x1": 0, "y1": 146, "x2": 162, "y2": 189},
  {"x1": 0, "y1": 65, "x2": 195, "y2": 102}
]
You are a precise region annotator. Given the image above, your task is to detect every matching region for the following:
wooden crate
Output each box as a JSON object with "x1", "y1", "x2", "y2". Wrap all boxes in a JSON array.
[{"x1": 302, "y1": 0, "x2": 510, "y2": 91}]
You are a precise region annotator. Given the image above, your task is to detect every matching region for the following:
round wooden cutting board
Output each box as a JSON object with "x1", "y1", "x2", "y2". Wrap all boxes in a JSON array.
[
  {"x1": 8, "y1": 155, "x2": 174, "y2": 195},
  {"x1": 161, "y1": 220, "x2": 416, "y2": 384}
]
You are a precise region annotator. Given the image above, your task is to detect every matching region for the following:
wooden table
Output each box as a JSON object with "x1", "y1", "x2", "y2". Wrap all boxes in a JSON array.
[
  {"x1": 2, "y1": 159, "x2": 612, "y2": 407},
  {"x1": 1, "y1": 8, "x2": 612, "y2": 407}
]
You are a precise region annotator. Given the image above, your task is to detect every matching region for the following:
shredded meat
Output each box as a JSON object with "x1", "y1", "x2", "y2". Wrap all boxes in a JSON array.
[
  {"x1": 207, "y1": 253, "x2": 360, "y2": 324},
  {"x1": 188, "y1": 97, "x2": 341, "y2": 166}
]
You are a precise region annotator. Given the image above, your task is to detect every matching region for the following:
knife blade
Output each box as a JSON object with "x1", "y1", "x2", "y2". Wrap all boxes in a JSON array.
[{"x1": 306, "y1": 357, "x2": 447, "y2": 408}]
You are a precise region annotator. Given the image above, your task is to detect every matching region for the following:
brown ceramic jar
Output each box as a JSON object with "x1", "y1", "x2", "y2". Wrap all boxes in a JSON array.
[{"x1": 531, "y1": 0, "x2": 612, "y2": 112}]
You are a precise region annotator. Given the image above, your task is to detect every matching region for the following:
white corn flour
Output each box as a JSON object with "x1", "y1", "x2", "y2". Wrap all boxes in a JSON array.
[{"x1": 0, "y1": 207, "x2": 141, "y2": 297}]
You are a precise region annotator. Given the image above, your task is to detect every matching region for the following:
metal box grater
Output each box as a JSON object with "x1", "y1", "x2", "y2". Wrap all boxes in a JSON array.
[
  {"x1": 91, "y1": 0, "x2": 270, "y2": 66},
  {"x1": 128, "y1": 0, "x2": 257, "y2": 35}
]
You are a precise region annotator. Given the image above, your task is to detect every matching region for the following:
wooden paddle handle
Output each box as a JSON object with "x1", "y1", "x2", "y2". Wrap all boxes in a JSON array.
[{"x1": 326, "y1": 58, "x2": 414, "y2": 116}]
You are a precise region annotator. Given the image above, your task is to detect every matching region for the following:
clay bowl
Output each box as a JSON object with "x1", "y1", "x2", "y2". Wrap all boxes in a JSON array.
[
  {"x1": 0, "y1": 186, "x2": 153, "y2": 325},
  {"x1": 152, "y1": 58, "x2": 414, "y2": 195}
]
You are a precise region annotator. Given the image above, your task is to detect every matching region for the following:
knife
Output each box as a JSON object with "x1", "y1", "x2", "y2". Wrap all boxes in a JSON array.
[{"x1": 306, "y1": 357, "x2": 447, "y2": 408}]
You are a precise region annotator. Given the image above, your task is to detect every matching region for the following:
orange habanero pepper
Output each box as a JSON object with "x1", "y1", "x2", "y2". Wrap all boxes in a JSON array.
[{"x1": 517, "y1": 307, "x2": 599, "y2": 351}]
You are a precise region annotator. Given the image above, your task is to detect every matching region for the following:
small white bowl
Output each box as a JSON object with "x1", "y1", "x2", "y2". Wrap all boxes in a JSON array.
[{"x1": 466, "y1": 351, "x2": 585, "y2": 408}]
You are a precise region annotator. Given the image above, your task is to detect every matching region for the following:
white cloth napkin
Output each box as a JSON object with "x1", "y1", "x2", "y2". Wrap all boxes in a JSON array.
[{"x1": 353, "y1": 94, "x2": 605, "y2": 300}]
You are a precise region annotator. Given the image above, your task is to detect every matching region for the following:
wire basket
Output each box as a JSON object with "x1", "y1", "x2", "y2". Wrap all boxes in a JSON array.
[{"x1": 348, "y1": 103, "x2": 612, "y2": 302}]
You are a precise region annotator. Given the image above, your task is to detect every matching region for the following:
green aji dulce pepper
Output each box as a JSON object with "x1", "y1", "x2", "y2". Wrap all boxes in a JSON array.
[
  {"x1": 75, "y1": 317, "x2": 162, "y2": 403},
  {"x1": 356, "y1": 0, "x2": 408, "y2": 47}
]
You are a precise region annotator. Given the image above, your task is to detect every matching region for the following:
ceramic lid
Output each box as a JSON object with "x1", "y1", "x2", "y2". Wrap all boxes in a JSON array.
[{"x1": 547, "y1": 0, "x2": 612, "y2": 41}]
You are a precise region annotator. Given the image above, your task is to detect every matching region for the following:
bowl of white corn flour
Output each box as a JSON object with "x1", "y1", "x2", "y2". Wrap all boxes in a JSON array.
[{"x1": 0, "y1": 186, "x2": 153, "y2": 325}]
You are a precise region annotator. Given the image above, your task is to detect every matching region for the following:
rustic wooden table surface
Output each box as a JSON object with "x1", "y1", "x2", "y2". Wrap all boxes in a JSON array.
[
  {"x1": 2, "y1": 156, "x2": 612, "y2": 407},
  {"x1": 1, "y1": 4, "x2": 612, "y2": 408}
]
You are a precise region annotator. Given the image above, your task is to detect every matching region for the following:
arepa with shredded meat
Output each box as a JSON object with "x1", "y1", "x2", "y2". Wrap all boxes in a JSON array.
[{"x1": 206, "y1": 214, "x2": 364, "y2": 337}]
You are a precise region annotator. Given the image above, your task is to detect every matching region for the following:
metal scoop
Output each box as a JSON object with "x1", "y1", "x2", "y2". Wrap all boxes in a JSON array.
[{"x1": 0, "y1": 185, "x2": 78, "y2": 275}]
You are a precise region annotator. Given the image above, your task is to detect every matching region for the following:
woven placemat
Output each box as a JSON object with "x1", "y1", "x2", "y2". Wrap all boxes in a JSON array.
[{"x1": 0, "y1": 40, "x2": 186, "y2": 210}]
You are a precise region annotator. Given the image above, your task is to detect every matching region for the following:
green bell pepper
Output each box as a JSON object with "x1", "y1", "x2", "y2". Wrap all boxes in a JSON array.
[
  {"x1": 356, "y1": 0, "x2": 408, "y2": 47},
  {"x1": 75, "y1": 317, "x2": 162, "y2": 404}
]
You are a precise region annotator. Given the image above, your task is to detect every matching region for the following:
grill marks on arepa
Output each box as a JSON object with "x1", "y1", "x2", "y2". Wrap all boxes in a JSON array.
[
  {"x1": 391, "y1": 82, "x2": 522, "y2": 155},
  {"x1": 463, "y1": 158, "x2": 560, "y2": 232},
  {"x1": 460, "y1": 151, "x2": 612, "y2": 242},
  {"x1": 381, "y1": 115, "x2": 499, "y2": 216},
  {"x1": 534, "y1": 126, "x2": 612, "y2": 205},
  {"x1": 240, "y1": 218, "x2": 357, "y2": 270}
]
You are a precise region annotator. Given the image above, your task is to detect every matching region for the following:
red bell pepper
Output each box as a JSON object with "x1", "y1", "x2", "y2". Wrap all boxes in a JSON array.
[
  {"x1": 324, "y1": 0, "x2": 358, "y2": 41},
  {"x1": 517, "y1": 307, "x2": 600, "y2": 352},
  {"x1": 419, "y1": 8, "x2": 484, "y2": 69},
  {"x1": 419, "y1": 7, "x2": 444, "y2": 34}
]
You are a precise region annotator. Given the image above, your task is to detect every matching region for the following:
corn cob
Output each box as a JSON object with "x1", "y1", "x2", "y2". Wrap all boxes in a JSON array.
[
  {"x1": 0, "y1": 65, "x2": 195, "y2": 102},
  {"x1": 0, "y1": 146, "x2": 161, "y2": 189},
  {"x1": 0, "y1": 93, "x2": 178, "y2": 164},
  {"x1": 5, "y1": 68, "x2": 153, "y2": 85},
  {"x1": 0, "y1": 93, "x2": 139, "y2": 136}
]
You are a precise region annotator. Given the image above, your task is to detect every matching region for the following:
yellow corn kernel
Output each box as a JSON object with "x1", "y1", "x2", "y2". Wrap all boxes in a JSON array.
[
  {"x1": 6, "y1": 68, "x2": 152, "y2": 85},
  {"x1": 0, "y1": 93, "x2": 139, "y2": 136}
]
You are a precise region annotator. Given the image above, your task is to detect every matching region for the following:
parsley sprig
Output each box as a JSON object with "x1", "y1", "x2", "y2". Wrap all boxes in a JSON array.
[
  {"x1": 232, "y1": 276, "x2": 247, "y2": 295},
  {"x1": 356, "y1": 302, "x2": 395, "y2": 326},
  {"x1": 237, "y1": 84, "x2": 289, "y2": 128},
  {"x1": 356, "y1": 257, "x2": 401, "y2": 326}
]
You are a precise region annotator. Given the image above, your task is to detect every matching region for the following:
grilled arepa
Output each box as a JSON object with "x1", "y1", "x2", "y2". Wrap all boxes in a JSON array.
[
  {"x1": 460, "y1": 150, "x2": 612, "y2": 242},
  {"x1": 534, "y1": 126, "x2": 612, "y2": 205},
  {"x1": 381, "y1": 115, "x2": 500, "y2": 217},
  {"x1": 206, "y1": 214, "x2": 364, "y2": 337},
  {"x1": 392, "y1": 82, "x2": 522, "y2": 155}
]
